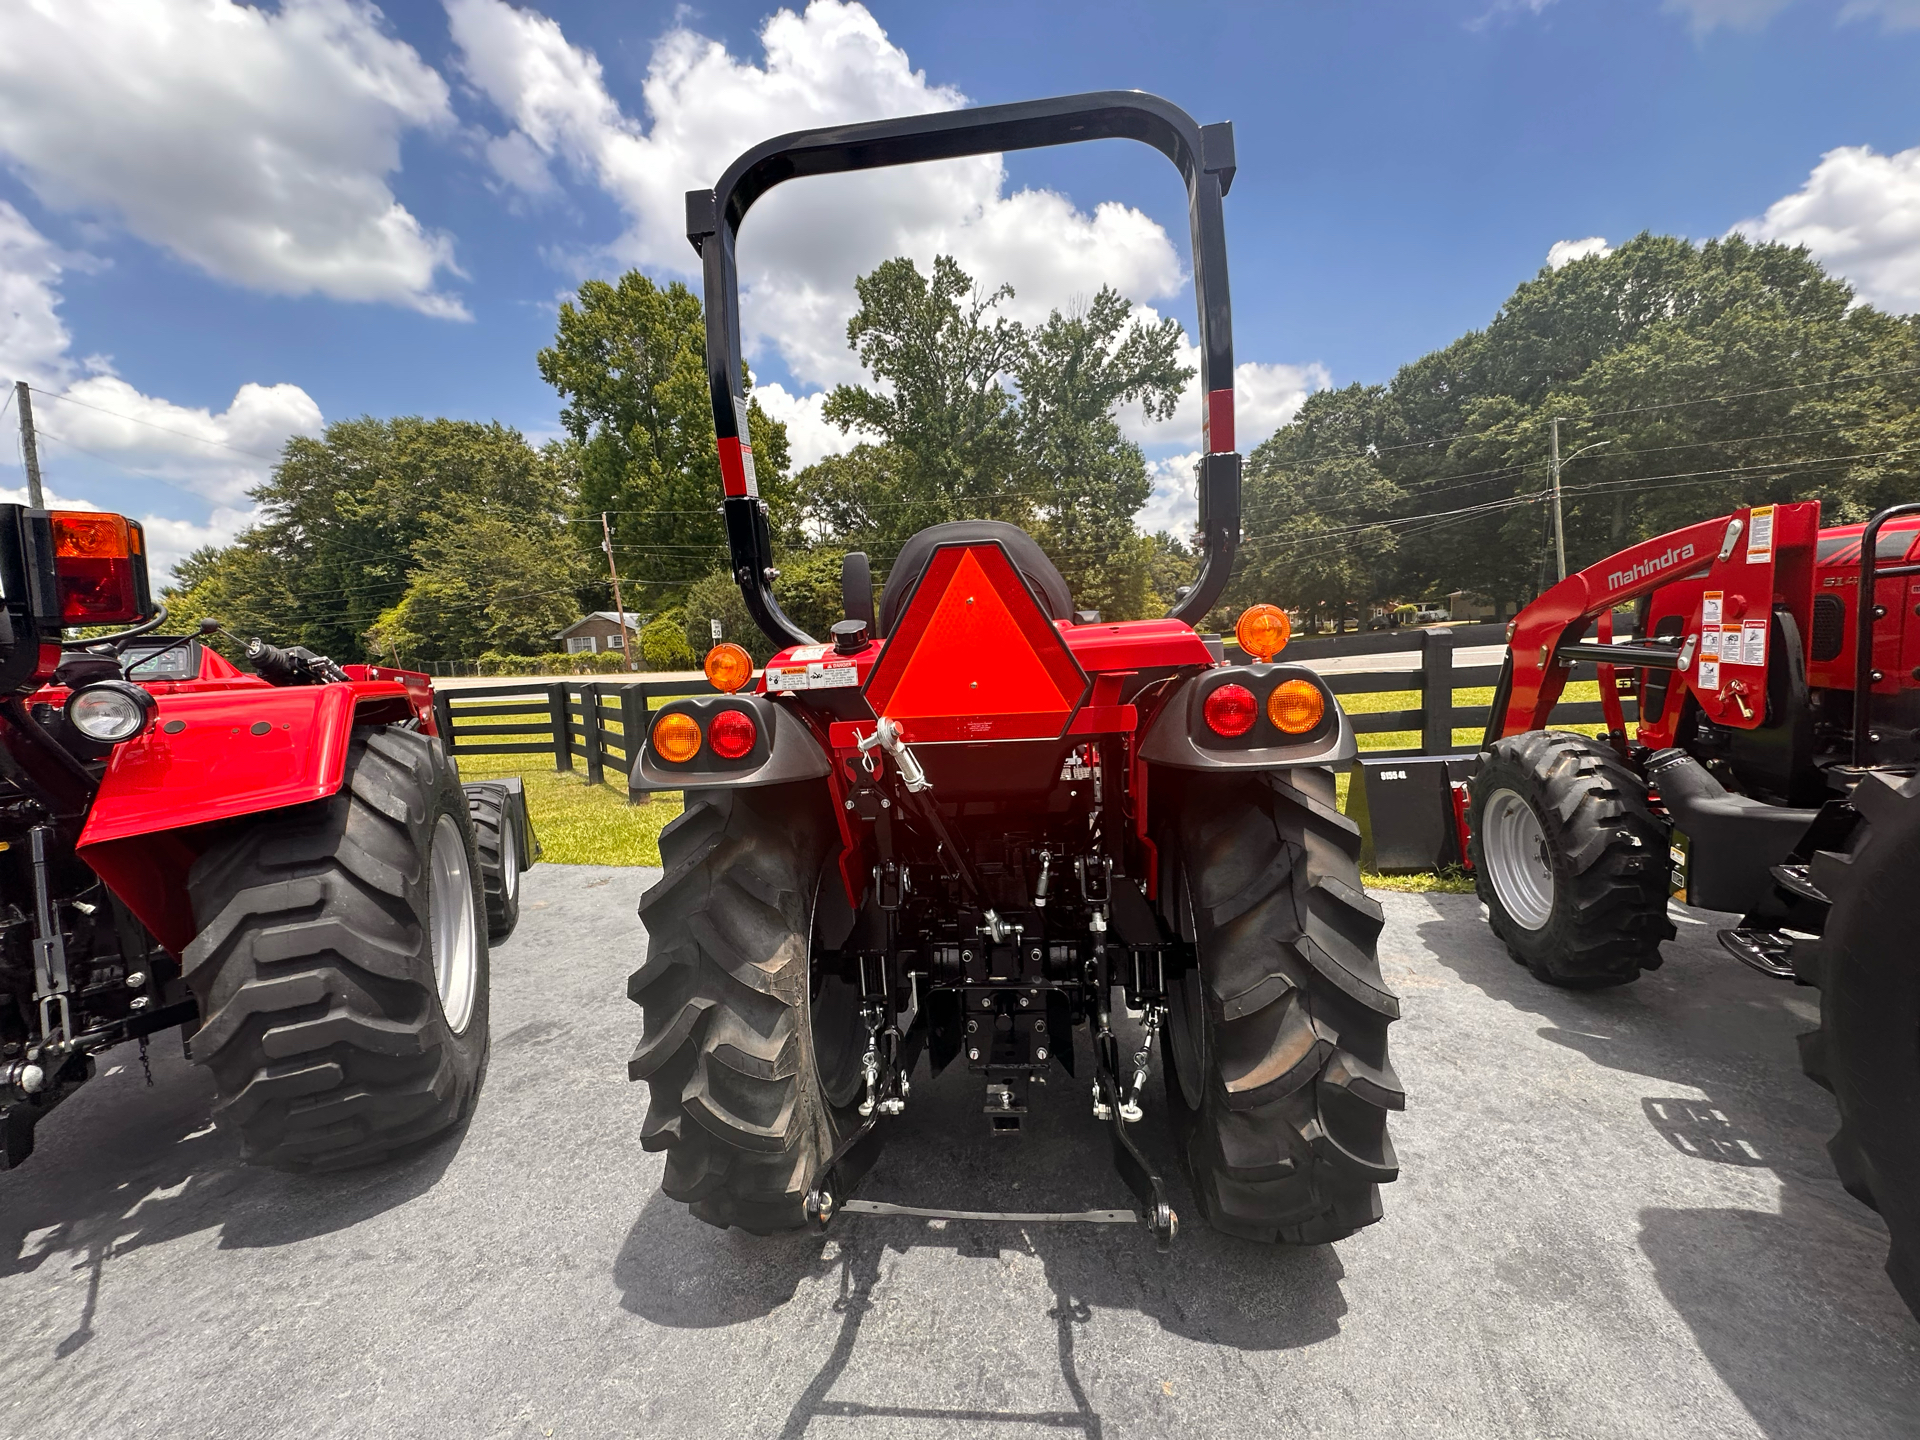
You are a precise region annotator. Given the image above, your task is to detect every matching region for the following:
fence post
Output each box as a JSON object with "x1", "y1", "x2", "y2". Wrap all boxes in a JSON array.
[
  {"x1": 580, "y1": 682, "x2": 605, "y2": 786},
  {"x1": 621, "y1": 685, "x2": 650, "y2": 804},
  {"x1": 432, "y1": 691, "x2": 454, "y2": 757},
  {"x1": 1421, "y1": 627, "x2": 1455, "y2": 755},
  {"x1": 549, "y1": 682, "x2": 574, "y2": 772}
]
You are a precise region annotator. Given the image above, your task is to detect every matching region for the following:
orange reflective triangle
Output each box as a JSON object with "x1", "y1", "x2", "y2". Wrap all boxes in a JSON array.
[{"x1": 878, "y1": 549, "x2": 1075, "y2": 721}]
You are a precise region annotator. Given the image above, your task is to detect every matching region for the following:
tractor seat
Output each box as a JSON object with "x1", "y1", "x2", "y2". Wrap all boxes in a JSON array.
[{"x1": 877, "y1": 521, "x2": 1073, "y2": 636}]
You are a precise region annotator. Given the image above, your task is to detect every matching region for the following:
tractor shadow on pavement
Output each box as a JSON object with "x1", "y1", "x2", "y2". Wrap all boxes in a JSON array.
[
  {"x1": 0, "y1": 1035, "x2": 468, "y2": 1358},
  {"x1": 615, "y1": 1031, "x2": 1352, "y2": 1436},
  {"x1": 1411, "y1": 893, "x2": 1920, "y2": 1439}
]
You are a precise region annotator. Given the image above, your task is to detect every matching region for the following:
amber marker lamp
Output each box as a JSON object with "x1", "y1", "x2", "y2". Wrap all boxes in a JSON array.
[
  {"x1": 651, "y1": 712, "x2": 703, "y2": 763},
  {"x1": 704, "y1": 642, "x2": 754, "y2": 694},
  {"x1": 1267, "y1": 679, "x2": 1325, "y2": 734},
  {"x1": 1235, "y1": 603, "x2": 1291, "y2": 662}
]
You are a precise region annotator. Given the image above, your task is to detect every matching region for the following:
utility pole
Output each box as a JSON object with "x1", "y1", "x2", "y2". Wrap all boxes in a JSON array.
[
  {"x1": 1550, "y1": 416, "x2": 1565, "y2": 583},
  {"x1": 600, "y1": 511, "x2": 634, "y2": 672},
  {"x1": 15, "y1": 382, "x2": 44, "y2": 508}
]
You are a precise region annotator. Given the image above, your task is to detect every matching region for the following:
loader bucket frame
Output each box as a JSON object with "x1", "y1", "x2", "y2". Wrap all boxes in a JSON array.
[{"x1": 686, "y1": 90, "x2": 1242, "y2": 649}]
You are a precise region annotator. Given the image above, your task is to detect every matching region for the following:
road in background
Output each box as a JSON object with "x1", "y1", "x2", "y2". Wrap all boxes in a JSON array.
[{"x1": 4, "y1": 869, "x2": 1911, "y2": 1439}]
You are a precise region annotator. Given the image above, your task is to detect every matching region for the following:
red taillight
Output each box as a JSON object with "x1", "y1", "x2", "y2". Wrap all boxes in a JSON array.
[
  {"x1": 50, "y1": 511, "x2": 141, "y2": 623},
  {"x1": 1202, "y1": 684, "x2": 1257, "y2": 737},
  {"x1": 709, "y1": 708, "x2": 757, "y2": 759}
]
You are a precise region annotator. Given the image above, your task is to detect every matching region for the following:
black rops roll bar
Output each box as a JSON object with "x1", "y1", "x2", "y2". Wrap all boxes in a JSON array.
[
  {"x1": 686, "y1": 90, "x2": 1242, "y2": 649},
  {"x1": 1852, "y1": 500, "x2": 1920, "y2": 765}
]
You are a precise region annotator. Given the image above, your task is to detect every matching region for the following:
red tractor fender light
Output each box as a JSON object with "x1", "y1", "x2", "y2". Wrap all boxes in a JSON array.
[
  {"x1": 49, "y1": 510, "x2": 142, "y2": 624},
  {"x1": 1202, "y1": 683, "x2": 1257, "y2": 737},
  {"x1": 708, "y1": 708, "x2": 757, "y2": 759},
  {"x1": 651, "y1": 711, "x2": 702, "y2": 763}
]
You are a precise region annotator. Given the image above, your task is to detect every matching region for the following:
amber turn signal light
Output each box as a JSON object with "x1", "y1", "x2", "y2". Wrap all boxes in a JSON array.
[
  {"x1": 704, "y1": 642, "x2": 754, "y2": 694},
  {"x1": 651, "y1": 711, "x2": 702, "y2": 763},
  {"x1": 1267, "y1": 679, "x2": 1325, "y2": 734},
  {"x1": 1235, "y1": 604, "x2": 1290, "y2": 662}
]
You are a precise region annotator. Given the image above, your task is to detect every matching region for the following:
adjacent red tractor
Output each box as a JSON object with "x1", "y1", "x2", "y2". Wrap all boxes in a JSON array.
[
  {"x1": 1471, "y1": 498, "x2": 1920, "y2": 1315},
  {"x1": 628, "y1": 93, "x2": 1403, "y2": 1249},
  {"x1": 0, "y1": 505, "x2": 534, "y2": 1172}
]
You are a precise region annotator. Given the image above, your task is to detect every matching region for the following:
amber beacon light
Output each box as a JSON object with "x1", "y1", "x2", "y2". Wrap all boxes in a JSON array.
[
  {"x1": 1235, "y1": 604, "x2": 1290, "y2": 661},
  {"x1": 704, "y1": 642, "x2": 754, "y2": 694}
]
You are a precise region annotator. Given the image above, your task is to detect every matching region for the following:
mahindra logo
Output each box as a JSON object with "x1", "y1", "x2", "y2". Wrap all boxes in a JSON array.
[{"x1": 1607, "y1": 541, "x2": 1696, "y2": 591}]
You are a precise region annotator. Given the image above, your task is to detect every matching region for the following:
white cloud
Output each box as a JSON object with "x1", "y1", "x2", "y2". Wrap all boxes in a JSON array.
[
  {"x1": 1662, "y1": 0, "x2": 1794, "y2": 34},
  {"x1": 1546, "y1": 236, "x2": 1612, "y2": 269},
  {"x1": 1138, "y1": 452, "x2": 1200, "y2": 539},
  {"x1": 0, "y1": 0, "x2": 464, "y2": 317},
  {"x1": 752, "y1": 382, "x2": 846, "y2": 470},
  {"x1": 1839, "y1": 0, "x2": 1920, "y2": 28},
  {"x1": 450, "y1": 0, "x2": 1193, "y2": 391},
  {"x1": 1734, "y1": 145, "x2": 1920, "y2": 313},
  {"x1": 1, "y1": 203, "x2": 321, "y2": 584}
]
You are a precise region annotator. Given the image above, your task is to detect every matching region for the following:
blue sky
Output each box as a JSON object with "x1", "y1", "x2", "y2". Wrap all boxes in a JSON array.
[{"x1": 1, "y1": 0, "x2": 1917, "y2": 582}]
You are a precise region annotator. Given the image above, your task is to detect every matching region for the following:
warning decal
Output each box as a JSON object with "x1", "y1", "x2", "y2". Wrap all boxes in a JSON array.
[
  {"x1": 1702, "y1": 591, "x2": 1723, "y2": 627},
  {"x1": 1697, "y1": 658, "x2": 1721, "y2": 691},
  {"x1": 1702, "y1": 628, "x2": 1721, "y2": 660},
  {"x1": 1747, "y1": 506, "x2": 1775, "y2": 563},
  {"x1": 766, "y1": 657, "x2": 860, "y2": 692},
  {"x1": 1742, "y1": 620, "x2": 1767, "y2": 667}
]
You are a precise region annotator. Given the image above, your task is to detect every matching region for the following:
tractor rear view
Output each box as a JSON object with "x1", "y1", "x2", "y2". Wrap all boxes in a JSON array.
[
  {"x1": 1470, "y1": 498, "x2": 1920, "y2": 1316},
  {"x1": 628, "y1": 92, "x2": 1404, "y2": 1248}
]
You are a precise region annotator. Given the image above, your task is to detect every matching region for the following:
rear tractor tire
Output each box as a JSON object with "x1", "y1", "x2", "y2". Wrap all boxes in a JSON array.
[
  {"x1": 1469, "y1": 731, "x2": 1673, "y2": 988},
  {"x1": 465, "y1": 779, "x2": 533, "y2": 943},
  {"x1": 629, "y1": 782, "x2": 869, "y2": 1234},
  {"x1": 183, "y1": 725, "x2": 491, "y2": 1172},
  {"x1": 1159, "y1": 766, "x2": 1404, "y2": 1244},
  {"x1": 1796, "y1": 770, "x2": 1920, "y2": 1321}
]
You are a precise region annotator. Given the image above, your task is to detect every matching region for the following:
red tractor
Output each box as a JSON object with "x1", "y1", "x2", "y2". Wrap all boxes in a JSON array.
[
  {"x1": 628, "y1": 93, "x2": 1403, "y2": 1249},
  {"x1": 1471, "y1": 498, "x2": 1920, "y2": 1315},
  {"x1": 0, "y1": 505, "x2": 534, "y2": 1173}
]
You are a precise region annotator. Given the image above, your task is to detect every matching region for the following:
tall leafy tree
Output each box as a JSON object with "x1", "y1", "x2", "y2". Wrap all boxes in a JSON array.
[{"x1": 537, "y1": 273, "x2": 791, "y2": 606}]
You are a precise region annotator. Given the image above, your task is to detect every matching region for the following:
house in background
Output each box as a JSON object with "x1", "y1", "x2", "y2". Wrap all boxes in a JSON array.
[{"x1": 556, "y1": 611, "x2": 642, "y2": 655}]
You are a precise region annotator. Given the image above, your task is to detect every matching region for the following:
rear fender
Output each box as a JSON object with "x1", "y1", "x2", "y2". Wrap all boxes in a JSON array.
[
  {"x1": 77, "y1": 681, "x2": 425, "y2": 954},
  {"x1": 1138, "y1": 664, "x2": 1355, "y2": 771},
  {"x1": 631, "y1": 693, "x2": 830, "y2": 794}
]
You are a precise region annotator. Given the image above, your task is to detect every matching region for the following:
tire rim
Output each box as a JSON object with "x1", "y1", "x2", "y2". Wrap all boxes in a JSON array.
[
  {"x1": 500, "y1": 813, "x2": 520, "y2": 906},
  {"x1": 1482, "y1": 787, "x2": 1555, "y2": 931},
  {"x1": 430, "y1": 813, "x2": 481, "y2": 1034}
]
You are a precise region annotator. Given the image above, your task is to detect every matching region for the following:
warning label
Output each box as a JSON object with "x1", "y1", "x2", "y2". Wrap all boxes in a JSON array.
[
  {"x1": 1697, "y1": 658, "x2": 1721, "y2": 691},
  {"x1": 1702, "y1": 591, "x2": 1723, "y2": 627},
  {"x1": 766, "y1": 657, "x2": 860, "y2": 692},
  {"x1": 1742, "y1": 619, "x2": 1768, "y2": 667},
  {"x1": 1702, "y1": 628, "x2": 1721, "y2": 660},
  {"x1": 1747, "y1": 505, "x2": 1775, "y2": 563}
]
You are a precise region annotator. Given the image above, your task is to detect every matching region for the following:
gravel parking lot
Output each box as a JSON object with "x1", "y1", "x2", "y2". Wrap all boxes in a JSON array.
[{"x1": 2, "y1": 864, "x2": 1915, "y2": 1440}]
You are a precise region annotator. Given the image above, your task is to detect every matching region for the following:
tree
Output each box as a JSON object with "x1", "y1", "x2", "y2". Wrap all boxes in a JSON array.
[
  {"x1": 165, "y1": 418, "x2": 578, "y2": 662},
  {"x1": 537, "y1": 273, "x2": 791, "y2": 606},
  {"x1": 808, "y1": 255, "x2": 1188, "y2": 619}
]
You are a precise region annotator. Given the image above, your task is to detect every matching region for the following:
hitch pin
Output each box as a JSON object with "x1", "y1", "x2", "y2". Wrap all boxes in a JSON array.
[{"x1": 857, "y1": 717, "x2": 931, "y2": 793}]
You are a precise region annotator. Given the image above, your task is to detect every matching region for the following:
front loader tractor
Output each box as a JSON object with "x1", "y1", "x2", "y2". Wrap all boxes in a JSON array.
[
  {"x1": 0, "y1": 505, "x2": 534, "y2": 1174},
  {"x1": 1470, "y1": 498, "x2": 1920, "y2": 1315},
  {"x1": 629, "y1": 93, "x2": 1403, "y2": 1249}
]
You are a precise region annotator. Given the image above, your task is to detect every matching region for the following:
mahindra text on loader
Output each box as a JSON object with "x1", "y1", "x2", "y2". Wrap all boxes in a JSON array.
[
  {"x1": 0, "y1": 505, "x2": 534, "y2": 1173},
  {"x1": 1469, "y1": 497, "x2": 1920, "y2": 1316},
  {"x1": 628, "y1": 91, "x2": 1404, "y2": 1249}
]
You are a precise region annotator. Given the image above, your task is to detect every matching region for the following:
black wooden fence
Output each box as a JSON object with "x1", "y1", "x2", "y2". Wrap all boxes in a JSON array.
[{"x1": 429, "y1": 626, "x2": 1633, "y2": 788}]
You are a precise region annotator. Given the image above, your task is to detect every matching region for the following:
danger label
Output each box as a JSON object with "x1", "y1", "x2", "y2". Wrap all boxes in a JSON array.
[{"x1": 1747, "y1": 506, "x2": 1775, "y2": 563}]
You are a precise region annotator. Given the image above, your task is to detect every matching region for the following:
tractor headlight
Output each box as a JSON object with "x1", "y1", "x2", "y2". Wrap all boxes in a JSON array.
[{"x1": 65, "y1": 681, "x2": 156, "y2": 743}]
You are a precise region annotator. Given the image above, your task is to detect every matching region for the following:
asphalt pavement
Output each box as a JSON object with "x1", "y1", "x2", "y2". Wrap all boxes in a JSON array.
[{"x1": 2, "y1": 865, "x2": 1915, "y2": 1440}]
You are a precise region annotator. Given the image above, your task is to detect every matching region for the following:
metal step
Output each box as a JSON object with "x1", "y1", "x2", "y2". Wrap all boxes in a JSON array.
[
  {"x1": 1717, "y1": 927, "x2": 1797, "y2": 980},
  {"x1": 1769, "y1": 863, "x2": 1829, "y2": 905}
]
